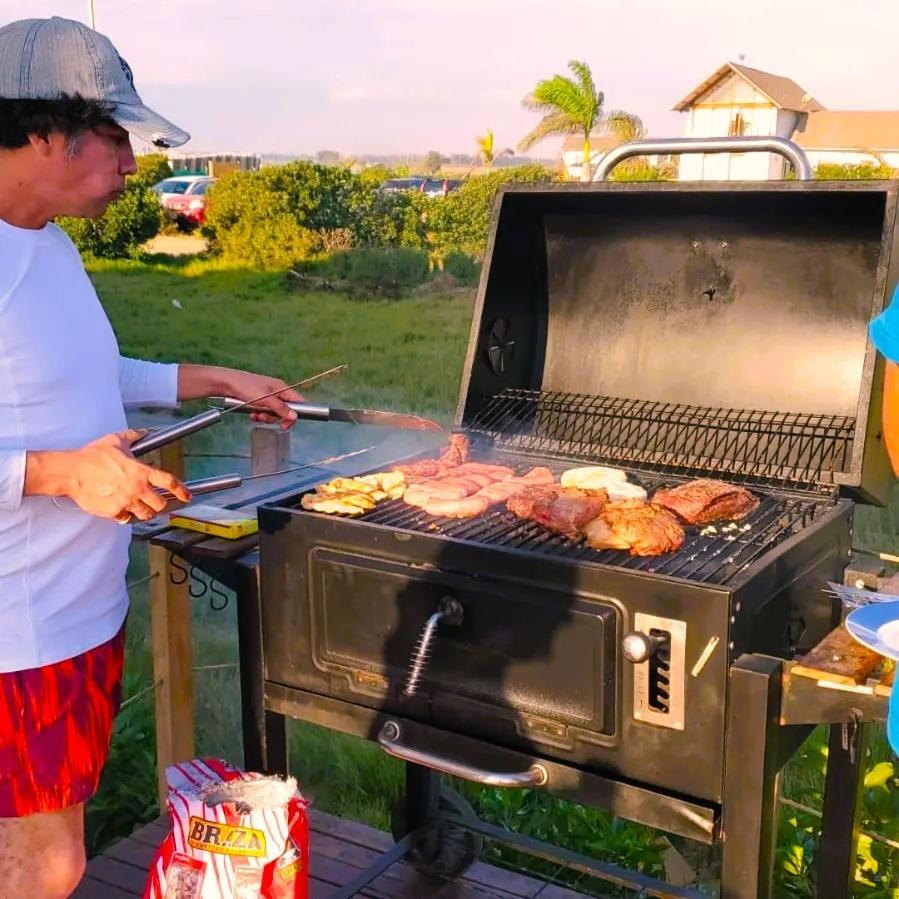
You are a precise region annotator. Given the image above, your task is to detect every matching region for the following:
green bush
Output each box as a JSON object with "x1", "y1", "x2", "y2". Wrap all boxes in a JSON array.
[
  {"x1": 443, "y1": 250, "x2": 481, "y2": 286},
  {"x1": 204, "y1": 163, "x2": 378, "y2": 265},
  {"x1": 427, "y1": 165, "x2": 555, "y2": 257},
  {"x1": 326, "y1": 246, "x2": 430, "y2": 295},
  {"x1": 132, "y1": 153, "x2": 173, "y2": 189},
  {"x1": 58, "y1": 181, "x2": 163, "y2": 258},
  {"x1": 815, "y1": 161, "x2": 895, "y2": 180}
]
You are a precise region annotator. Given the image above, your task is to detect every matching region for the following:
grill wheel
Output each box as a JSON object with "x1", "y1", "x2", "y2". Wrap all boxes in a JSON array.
[{"x1": 390, "y1": 786, "x2": 483, "y2": 878}]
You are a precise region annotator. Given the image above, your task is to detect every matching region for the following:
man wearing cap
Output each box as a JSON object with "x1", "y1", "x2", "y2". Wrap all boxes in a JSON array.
[{"x1": 0, "y1": 16, "x2": 301, "y2": 897}]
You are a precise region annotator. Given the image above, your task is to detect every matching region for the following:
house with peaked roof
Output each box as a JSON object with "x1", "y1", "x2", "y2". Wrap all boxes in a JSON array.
[{"x1": 673, "y1": 62, "x2": 899, "y2": 180}]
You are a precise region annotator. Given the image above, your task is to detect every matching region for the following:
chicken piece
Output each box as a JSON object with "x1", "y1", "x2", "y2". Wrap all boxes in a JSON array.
[
  {"x1": 652, "y1": 479, "x2": 760, "y2": 525},
  {"x1": 301, "y1": 491, "x2": 375, "y2": 515},
  {"x1": 584, "y1": 500, "x2": 685, "y2": 557}
]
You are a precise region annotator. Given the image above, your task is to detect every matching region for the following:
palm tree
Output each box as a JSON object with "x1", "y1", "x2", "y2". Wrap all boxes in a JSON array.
[
  {"x1": 518, "y1": 60, "x2": 643, "y2": 181},
  {"x1": 475, "y1": 129, "x2": 514, "y2": 169},
  {"x1": 476, "y1": 129, "x2": 495, "y2": 167}
]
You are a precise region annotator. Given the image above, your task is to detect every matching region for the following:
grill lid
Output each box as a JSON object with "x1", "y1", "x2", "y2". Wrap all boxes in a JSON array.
[{"x1": 456, "y1": 182, "x2": 899, "y2": 502}]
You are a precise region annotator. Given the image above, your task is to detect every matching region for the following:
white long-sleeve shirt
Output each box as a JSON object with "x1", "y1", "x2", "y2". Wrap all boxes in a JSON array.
[{"x1": 0, "y1": 218, "x2": 179, "y2": 672}]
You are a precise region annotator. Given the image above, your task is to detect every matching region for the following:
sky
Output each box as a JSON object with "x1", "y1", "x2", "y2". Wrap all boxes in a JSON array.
[{"x1": 5, "y1": 0, "x2": 899, "y2": 157}]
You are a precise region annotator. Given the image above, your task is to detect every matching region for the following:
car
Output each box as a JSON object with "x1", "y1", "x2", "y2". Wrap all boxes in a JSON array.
[
  {"x1": 163, "y1": 179, "x2": 216, "y2": 230},
  {"x1": 152, "y1": 176, "x2": 214, "y2": 215},
  {"x1": 420, "y1": 178, "x2": 462, "y2": 198},
  {"x1": 378, "y1": 177, "x2": 427, "y2": 194}
]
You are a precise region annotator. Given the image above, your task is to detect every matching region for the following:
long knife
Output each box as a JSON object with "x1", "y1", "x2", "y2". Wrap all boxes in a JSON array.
[{"x1": 216, "y1": 398, "x2": 444, "y2": 432}]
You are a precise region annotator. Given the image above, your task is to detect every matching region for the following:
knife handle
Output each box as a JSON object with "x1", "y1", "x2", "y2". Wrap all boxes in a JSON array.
[{"x1": 218, "y1": 397, "x2": 332, "y2": 421}]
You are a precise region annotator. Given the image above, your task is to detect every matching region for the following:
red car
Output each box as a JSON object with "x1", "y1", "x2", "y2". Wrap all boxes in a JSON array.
[{"x1": 166, "y1": 179, "x2": 215, "y2": 230}]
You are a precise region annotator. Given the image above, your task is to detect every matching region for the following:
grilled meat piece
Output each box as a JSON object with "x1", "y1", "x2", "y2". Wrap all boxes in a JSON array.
[
  {"x1": 421, "y1": 468, "x2": 557, "y2": 519},
  {"x1": 506, "y1": 486, "x2": 605, "y2": 538},
  {"x1": 584, "y1": 500, "x2": 685, "y2": 557},
  {"x1": 392, "y1": 435, "x2": 471, "y2": 482},
  {"x1": 533, "y1": 490, "x2": 608, "y2": 538},
  {"x1": 652, "y1": 479, "x2": 759, "y2": 525},
  {"x1": 440, "y1": 433, "x2": 470, "y2": 466},
  {"x1": 507, "y1": 484, "x2": 564, "y2": 519}
]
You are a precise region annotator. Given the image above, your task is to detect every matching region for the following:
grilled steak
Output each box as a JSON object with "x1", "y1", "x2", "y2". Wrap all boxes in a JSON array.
[
  {"x1": 506, "y1": 487, "x2": 607, "y2": 538},
  {"x1": 584, "y1": 500, "x2": 685, "y2": 556},
  {"x1": 534, "y1": 492, "x2": 608, "y2": 538},
  {"x1": 507, "y1": 484, "x2": 564, "y2": 519},
  {"x1": 652, "y1": 479, "x2": 759, "y2": 525}
]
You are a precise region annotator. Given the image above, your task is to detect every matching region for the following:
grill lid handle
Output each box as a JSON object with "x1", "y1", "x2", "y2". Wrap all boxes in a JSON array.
[
  {"x1": 377, "y1": 721, "x2": 549, "y2": 788},
  {"x1": 592, "y1": 136, "x2": 813, "y2": 181}
]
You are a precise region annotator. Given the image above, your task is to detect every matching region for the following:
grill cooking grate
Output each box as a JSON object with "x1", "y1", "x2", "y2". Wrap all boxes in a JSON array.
[
  {"x1": 344, "y1": 454, "x2": 835, "y2": 587},
  {"x1": 466, "y1": 390, "x2": 856, "y2": 490}
]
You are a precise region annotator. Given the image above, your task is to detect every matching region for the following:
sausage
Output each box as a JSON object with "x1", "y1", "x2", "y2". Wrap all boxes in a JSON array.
[{"x1": 423, "y1": 495, "x2": 491, "y2": 518}]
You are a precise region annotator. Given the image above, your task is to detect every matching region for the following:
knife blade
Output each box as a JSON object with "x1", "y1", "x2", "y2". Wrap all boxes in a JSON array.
[{"x1": 216, "y1": 398, "x2": 444, "y2": 432}]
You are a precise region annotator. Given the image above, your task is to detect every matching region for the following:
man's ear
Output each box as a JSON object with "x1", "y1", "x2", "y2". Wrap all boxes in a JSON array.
[
  {"x1": 26, "y1": 132, "x2": 55, "y2": 159},
  {"x1": 883, "y1": 360, "x2": 899, "y2": 477}
]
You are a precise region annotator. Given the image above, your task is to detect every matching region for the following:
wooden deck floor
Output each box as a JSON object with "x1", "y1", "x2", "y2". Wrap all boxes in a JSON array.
[{"x1": 74, "y1": 808, "x2": 591, "y2": 898}]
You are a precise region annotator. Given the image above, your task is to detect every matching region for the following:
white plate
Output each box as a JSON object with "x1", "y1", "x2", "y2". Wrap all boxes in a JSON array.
[{"x1": 845, "y1": 601, "x2": 899, "y2": 660}]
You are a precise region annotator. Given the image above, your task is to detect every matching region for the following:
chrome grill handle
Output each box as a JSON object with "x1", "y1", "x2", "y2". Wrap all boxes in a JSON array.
[
  {"x1": 377, "y1": 721, "x2": 549, "y2": 788},
  {"x1": 592, "y1": 135, "x2": 813, "y2": 181}
]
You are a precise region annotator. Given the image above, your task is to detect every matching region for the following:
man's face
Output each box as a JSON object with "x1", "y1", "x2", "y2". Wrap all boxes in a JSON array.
[{"x1": 40, "y1": 121, "x2": 138, "y2": 219}]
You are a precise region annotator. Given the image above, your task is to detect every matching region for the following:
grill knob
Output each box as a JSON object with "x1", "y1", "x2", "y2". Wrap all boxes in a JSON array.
[{"x1": 622, "y1": 631, "x2": 663, "y2": 664}]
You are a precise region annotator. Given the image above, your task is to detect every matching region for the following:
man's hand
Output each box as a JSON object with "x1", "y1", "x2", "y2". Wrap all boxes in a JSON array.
[
  {"x1": 222, "y1": 371, "x2": 303, "y2": 429},
  {"x1": 25, "y1": 429, "x2": 191, "y2": 522},
  {"x1": 178, "y1": 365, "x2": 303, "y2": 430}
]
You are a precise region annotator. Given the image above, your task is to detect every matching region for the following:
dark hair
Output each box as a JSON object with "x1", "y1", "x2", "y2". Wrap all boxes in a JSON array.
[{"x1": 0, "y1": 94, "x2": 116, "y2": 149}]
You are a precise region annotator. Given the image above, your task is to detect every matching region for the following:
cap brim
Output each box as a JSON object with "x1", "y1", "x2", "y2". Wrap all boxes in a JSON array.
[{"x1": 112, "y1": 101, "x2": 190, "y2": 149}]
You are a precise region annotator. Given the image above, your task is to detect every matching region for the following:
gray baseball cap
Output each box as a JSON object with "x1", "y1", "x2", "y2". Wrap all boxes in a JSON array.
[{"x1": 0, "y1": 17, "x2": 189, "y2": 148}]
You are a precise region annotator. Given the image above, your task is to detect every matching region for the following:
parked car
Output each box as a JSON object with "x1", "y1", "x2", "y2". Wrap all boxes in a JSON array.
[
  {"x1": 163, "y1": 179, "x2": 216, "y2": 230},
  {"x1": 152, "y1": 176, "x2": 214, "y2": 216},
  {"x1": 420, "y1": 178, "x2": 461, "y2": 198},
  {"x1": 378, "y1": 177, "x2": 427, "y2": 194}
]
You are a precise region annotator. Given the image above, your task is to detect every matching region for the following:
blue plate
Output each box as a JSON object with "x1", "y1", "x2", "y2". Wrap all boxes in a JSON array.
[
  {"x1": 845, "y1": 601, "x2": 899, "y2": 755},
  {"x1": 846, "y1": 601, "x2": 899, "y2": 659}
]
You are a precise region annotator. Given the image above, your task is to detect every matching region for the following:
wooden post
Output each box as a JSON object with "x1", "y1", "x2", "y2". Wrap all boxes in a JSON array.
[
  {"x1": 146, "y1": 441, "x2": 194, "y2": 805},
  {"x1": 250, "y1": 425, "x2": 290, "y2": 476}
]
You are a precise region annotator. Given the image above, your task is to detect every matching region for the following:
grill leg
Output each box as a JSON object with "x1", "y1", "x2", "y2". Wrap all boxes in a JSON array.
[
  {"x1": 721, "y1": 655, "x2": 783, "y2": 899},
  {"x1": 816, "y1": 717, "x2": 868, "y2": 898},
  {"x1": 405, "y1": 762, "x2": 441, "y2": 833},
  {"x1": 236, "y1": 557, "x2": 288, "y2": 776}
]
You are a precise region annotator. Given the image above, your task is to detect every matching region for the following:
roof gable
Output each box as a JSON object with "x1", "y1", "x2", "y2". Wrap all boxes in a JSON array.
[{"x1": 673, "y1": 62, "x2": 823, "y2": 113}]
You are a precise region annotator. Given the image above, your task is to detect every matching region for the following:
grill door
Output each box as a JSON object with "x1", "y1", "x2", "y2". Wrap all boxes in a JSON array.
[{"x1": 277, "y1": 548, "x2": 618, "y2": 747}]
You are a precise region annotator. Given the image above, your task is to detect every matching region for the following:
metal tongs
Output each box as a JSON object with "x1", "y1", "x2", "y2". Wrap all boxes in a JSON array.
[{"x1": 130, "y1": 365, "x2": 347, "y2": 458}]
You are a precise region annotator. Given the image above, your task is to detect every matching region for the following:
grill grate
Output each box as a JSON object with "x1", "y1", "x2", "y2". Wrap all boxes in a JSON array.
[
  {"x1": 466, "y1": 390, "x2": 856, "y2": 490},
  {"x1": 345, "y1": 454, "x2": 835, "y2": 587}
]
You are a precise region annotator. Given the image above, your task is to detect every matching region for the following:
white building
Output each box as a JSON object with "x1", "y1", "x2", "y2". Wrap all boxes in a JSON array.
[{"x1": 673, "y1": 62, "x2": 899, "y2": 179}]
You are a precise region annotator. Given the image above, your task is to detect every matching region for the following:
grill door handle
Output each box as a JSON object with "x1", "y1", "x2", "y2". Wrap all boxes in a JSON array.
[{"x1": 377, "y1": 721, "x2": 549, "y2": 788}]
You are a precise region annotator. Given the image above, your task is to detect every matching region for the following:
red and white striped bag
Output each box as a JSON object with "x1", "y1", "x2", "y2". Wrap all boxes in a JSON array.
[{"x1": 143, "y1": 758, "x2": 309, "y2": 899}]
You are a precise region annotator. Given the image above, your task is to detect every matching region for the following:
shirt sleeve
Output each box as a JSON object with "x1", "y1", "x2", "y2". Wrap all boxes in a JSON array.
[
  {"x1": 118, "y1": 356, "x2": 180, "y2": 410},
  {"x1": 0, "y1": 450, "x2": 26, "y2": 512}
]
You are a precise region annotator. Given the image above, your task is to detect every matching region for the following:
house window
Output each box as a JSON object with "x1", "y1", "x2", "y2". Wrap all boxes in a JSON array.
[{"x1": 728, "y1": 112, "x2": 747, "y2": 136}]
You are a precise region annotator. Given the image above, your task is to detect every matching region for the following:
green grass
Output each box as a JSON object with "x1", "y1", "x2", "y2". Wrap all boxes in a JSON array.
[{"x1": 90, "y1": 256, "x2": 473, "y2": 420}]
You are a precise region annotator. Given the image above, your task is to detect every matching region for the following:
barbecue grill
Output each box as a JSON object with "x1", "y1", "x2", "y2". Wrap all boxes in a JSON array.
[{"x1": 254, "y1": 146, "x2": 899, "y2": 898}]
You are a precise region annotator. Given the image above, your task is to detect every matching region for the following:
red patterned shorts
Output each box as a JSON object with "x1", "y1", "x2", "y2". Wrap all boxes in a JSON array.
[{"x1": 0, "y1": 627, "x2": 125, "y2": 818}]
